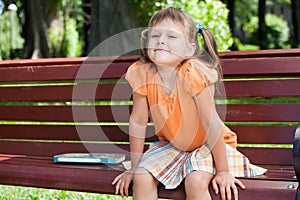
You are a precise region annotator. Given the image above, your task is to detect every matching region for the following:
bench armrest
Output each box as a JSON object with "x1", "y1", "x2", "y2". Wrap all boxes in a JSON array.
[{"x1": 293, "y1": 123, "x2": 300, "y2": 200}]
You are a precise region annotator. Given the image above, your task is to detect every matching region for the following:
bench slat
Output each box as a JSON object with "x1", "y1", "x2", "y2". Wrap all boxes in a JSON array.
[
  {"x1": 0, "y1": 125, "x2": 294, "y2": 144},
  {"x1": 220, "y1": 79, "x2": 300, "y2": 97},
  {"x1": 0, "y1": 141, "x2": 292, "y2": 165},
  {"x1": 238, "y1": 147, "x2": 293, "y2": 165},
  {"x1": 0, "y1": 125, "x2": 157, "y2": 142},
  {"x1": 0, "y1": 56, "x2": 299, "y2": 82},
  {"x1": 0, "y1": 62, "x2": 132, "y2": 82},
  {"x1": 222, "y1": 57, "x2": 300, "y2": 75},
  {"x1": 1, "y1": 79, "x2": 300, "y2": 102},
  {"x1": 0, "y1": 105, "x2": 130, "y2": 122},
  {"x1": 0, "y1": 141, "x2": 132, "y2": 157},
  {"x1": 1, "y1": 104, "x2": 299, "y2": 122},
  {"x1": 0, "y1": 83, "x2": 132, "y2": 101}
]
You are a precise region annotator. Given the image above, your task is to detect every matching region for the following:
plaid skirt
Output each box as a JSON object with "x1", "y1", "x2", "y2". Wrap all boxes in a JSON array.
[{"x1": 137, "y1": 141, "x2": 267, "y2": 189}]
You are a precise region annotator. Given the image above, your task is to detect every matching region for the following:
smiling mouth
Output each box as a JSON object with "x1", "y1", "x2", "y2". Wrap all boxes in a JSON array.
[{"x1": 154, "y1": 49, "x2": 170, "y2": 52}]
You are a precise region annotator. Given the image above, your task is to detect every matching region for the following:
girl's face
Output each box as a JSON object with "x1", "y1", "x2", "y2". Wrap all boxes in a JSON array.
[{"x1": 147, "y1": 19, "x2": 196, "y2": 68}]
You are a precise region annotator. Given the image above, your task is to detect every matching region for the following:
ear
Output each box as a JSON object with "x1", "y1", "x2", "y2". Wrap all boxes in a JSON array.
[{"x1": 186, "y1": 42, "x2": 197, "y2": 58}]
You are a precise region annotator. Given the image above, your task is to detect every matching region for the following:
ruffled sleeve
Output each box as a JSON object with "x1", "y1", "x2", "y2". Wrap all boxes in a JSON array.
[
  {"x1": 125, "y1": 61, "x2": 148, "y2": 96},
  {"x1": 183, "y1": 60, "x2": 218, "y2": 97}
]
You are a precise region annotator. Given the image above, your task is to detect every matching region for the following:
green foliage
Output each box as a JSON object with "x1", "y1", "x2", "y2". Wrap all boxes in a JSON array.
[
  {"x1": 48, "y1": 0, "x2": 84, "y2": 57},
  {"x1": 62, "y1": 18, "x2": 83, "y2": 57},
  {"x1": 235, "y1": 0, "x2": 258, "y2": 28},
  {"x1": 244, "y1": 13, "x2": 290, "y2": 49},
  {"x1": 128, "y1": 0, "x2": 233, "y2": 51},
  {"x1": 160, "y1": 0, "x2": 233, "y2": 51},
  {"x1": 233, "y1": 38, "x2": 260, "y2": 51},
  {"x1": 0, "y1": 10, "x2": 24, "y2": 59},
  {"x1": 128, "y1": 0, "x2": 166, "y2": 26}
]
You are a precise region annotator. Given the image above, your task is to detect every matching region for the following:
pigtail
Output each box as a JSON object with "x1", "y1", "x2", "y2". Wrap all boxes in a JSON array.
[
  {"x1": 140, "y1": 29, "x2": 151, "y2": 63},
  {"x1": 198, "y1": 28, "x2": 223, "y2": 82}
]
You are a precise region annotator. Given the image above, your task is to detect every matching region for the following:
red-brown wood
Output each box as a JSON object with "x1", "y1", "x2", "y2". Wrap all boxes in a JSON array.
[
  {"x1": 219, "y1": 48, "x2": 300, "y2": 58},
  {"x1": 219, "y1": 79, "x2": 300, "y2": 98},
  {"x1": 0, "y1": 141, "x2": 132, "y2": 157},
  {"x1": 0, "y1": 83, "x2": 132, "y2": 101},
  {"x1": 0, "y1": 62, "x2": 132, "y2": 82},
  {"x1": 1, "y1": 78, "x2": 300, "y2": 102},
  {"x1": 0, "y1": 125, "x2": 294, "y2": 144},
  {"x1": 0, "y1": 49, "x2": 300, "y2": 83},
  {"x1": 1, "y1": 104, "x2": 299, "y2": 122},
  {"x1": 0, "y1": 140, "x2": 292, "y2": 165},
  {"x1": 0, "y1": 49, "x2": 299, "y2": 199},
  {"x1": 0, "y1": 154, "x2": 297, "y2": 200},
  {"x1": 222, "y1": 57, "x2": 300, "y2": 75}
]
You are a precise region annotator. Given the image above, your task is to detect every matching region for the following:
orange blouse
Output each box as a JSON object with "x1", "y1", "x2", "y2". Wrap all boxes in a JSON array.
[{"x1": 125, "y1": 60, "x2": 237, "y2": 151}]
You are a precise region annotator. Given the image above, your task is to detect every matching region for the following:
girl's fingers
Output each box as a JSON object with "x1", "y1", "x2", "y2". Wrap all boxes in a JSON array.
[
  {"x1": 211, "y1": 179, "x2": 219, "y2": 194},
  {"x1": 119, "y1": 180, "x2": 125, "y2": 197},
  {"x1": 235, "y1": 179, "x2": 245, "y2": 189},
  {"x1": 115, "y1": 180, "x2": 120, "y2": 195},
  {"x1": 226, "y1": 186, "x2": 232, "y2": 200},
  {"x1": 232, "y1": 185, "x2": 239, "y2": 200},
  {"x1": 112, "y1": 173, "x2": 122, "y2": 185},
  {"x1": 219, "y1": 185, "x2": 226, "y2": 200}
]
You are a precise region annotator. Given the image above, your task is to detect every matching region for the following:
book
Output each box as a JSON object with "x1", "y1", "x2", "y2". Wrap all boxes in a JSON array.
[{"x1": 53, "y1": 153, "x2": 126, "y2": 164}]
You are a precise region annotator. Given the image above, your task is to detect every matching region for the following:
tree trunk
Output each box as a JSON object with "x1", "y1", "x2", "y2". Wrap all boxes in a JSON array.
[
  {"x1": 83, "y1": 0, "x2": 92, "y2": 56},
  {"x1": 226, "y1": 0, "x2": 237, "y2": 50},
  {"x1": 258, "y1": 0, "x2": 267, "y2": 49},
  {"x1": 87, "y1": 0, "x2": 140, "y2": 56},
  {"x1": 22, "y1": 0, "x2": 59, "y2": 58},
  {"x1": 291, "y1": 0, "x2": 300, "y2": 47}
]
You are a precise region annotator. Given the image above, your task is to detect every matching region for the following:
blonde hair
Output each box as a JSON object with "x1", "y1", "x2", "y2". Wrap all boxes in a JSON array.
[{"x1": 140, "y1": 7, "x2": 223, "y2": 82}]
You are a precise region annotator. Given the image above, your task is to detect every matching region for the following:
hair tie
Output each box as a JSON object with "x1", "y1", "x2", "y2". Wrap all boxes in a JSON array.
[{"x1": 196, "y1": 24, "x2": 205, "y2": 34}]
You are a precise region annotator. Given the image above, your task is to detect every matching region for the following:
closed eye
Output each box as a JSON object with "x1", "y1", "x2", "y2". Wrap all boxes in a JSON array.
[{"x1": 151, "y1": 34, "x2": 160, "y2": 38}]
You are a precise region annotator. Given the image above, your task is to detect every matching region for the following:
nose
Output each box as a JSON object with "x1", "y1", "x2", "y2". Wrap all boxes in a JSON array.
[{"x1": 157, "y1": 34, "x2": 166, "y2": 45}]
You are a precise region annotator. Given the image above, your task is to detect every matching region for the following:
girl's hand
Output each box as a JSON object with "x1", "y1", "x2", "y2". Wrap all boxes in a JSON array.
[
  {"x1": 112, "y1": 169, "x2": 135, "y2": 197},
  {"x1": 211, "y1": 171, "x2": 245, "y2": 200}
]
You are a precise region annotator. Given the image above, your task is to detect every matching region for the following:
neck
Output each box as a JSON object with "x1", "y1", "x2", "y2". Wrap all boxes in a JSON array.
[
  {"x1": 156, "y1": 65, "x2": 178, "y2": 95},
  {"x1": 157, "y1": 65, "x2": 177, "y2": 83}
]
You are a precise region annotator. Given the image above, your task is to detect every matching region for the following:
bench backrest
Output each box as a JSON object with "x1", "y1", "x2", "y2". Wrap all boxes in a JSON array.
[{"x1": 0, "y1": 49, "x2": 300, "y2": 166}]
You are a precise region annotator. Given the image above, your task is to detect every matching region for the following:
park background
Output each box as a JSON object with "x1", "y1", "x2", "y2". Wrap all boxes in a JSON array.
[{"x1": 0, "y1": 0, "x2": 300, "y2": 60}]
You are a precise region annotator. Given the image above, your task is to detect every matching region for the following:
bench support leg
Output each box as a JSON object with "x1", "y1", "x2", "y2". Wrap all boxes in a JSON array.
[
  {"x1": 296, "y1": 187, "x2": 300, "y2": 200},
  {"x1": 294, "y1": 124, "x2": 300, "y2": 200}
]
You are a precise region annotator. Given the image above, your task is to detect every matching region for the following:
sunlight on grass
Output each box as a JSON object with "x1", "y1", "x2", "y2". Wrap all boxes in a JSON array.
[{"x1": 0, "y1": 185, "x2": 132, "y2": 200}]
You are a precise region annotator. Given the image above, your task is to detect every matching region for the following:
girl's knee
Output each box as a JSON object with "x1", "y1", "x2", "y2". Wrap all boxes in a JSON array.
[
  {"x1": 133, "y1": 168, "x2": 158, "y2": 199},
  {"x1": 185, "y1": 171, "x2": 213, "y2": 191},
  {"x1": 133, "y1": 168, "x2": 157, "y2": 187}
]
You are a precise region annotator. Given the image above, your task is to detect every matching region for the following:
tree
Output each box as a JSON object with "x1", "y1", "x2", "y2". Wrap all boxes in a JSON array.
[
  {"x1": 221, "y1": 0, "x2": 236, "y2": 49},
  {"x1": 258, "y1": 0, "x2": 267, "y2": 49},
  {"x1": 87, "y1": 0, "x2": 140, "y2": 55},
  {"x1": 22, "y1": 0, "x2": 60, "y2": 58},
  {"x1": 291, "y1": 0, "x2": 300, "y2": 47}
]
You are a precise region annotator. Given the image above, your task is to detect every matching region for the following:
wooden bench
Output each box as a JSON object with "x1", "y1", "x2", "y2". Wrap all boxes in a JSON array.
[{"x1": 0, "y1": 48, "x2": 300, "y2": 199}]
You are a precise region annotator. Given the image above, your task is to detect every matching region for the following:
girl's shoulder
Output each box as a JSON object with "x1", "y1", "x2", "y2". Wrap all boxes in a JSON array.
[
  {"x1": 180, "y1": 59, "x2": 218, "y2": 84},
  {"x1": 127, "y1": 60, "x2": 155, "y2": 74}
]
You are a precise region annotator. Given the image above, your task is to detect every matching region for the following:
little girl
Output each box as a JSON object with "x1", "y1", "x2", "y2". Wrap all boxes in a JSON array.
[{"x1": 112, "y1": 7, "x2": 266, "y2": 200}]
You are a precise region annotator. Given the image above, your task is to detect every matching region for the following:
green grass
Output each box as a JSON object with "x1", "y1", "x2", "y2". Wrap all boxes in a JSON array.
[{"x1": 0, "y1": 185, "x2": 132, "y2": 200}]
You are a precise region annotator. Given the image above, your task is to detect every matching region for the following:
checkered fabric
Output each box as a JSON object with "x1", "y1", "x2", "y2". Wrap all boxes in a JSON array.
[{"x1": 138, "y1": 141, "x2": 267, "y2": 189}]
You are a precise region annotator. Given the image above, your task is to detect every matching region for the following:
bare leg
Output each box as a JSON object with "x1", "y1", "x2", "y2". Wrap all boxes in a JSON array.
[
  {"x1": 185, "y1": 171, "x2": 214, "y2": 200},
  {"x1": 133, "y1": 167, "x2": 159, "y2": 200}
]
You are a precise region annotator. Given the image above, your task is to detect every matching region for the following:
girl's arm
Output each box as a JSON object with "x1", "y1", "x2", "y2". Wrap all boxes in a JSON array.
[
  {"x1": 112, "y1": 92, "x2": 148, "y2": 197},
  {"x1": 129, "y1": 92, "x2": 149, "y2": 169},
  {"x1": 193, "y1": 85, "x2": 245, "y2": 200}
]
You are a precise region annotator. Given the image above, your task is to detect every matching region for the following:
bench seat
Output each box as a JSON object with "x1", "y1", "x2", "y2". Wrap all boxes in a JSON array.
[{"x1": 0, "y1": 154, "x2": 297, "y2": 199}]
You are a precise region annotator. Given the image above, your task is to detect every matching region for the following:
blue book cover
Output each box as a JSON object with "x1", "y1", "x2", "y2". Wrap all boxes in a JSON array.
[{"x1": 54, "y1": 153, "x2": 125, "y2": 164}]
